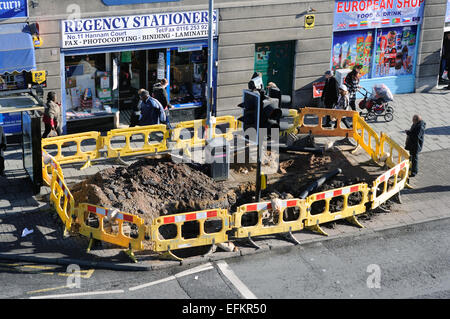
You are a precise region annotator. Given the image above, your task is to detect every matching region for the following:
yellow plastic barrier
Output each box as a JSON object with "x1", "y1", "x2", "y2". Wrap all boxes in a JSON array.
[
  {"x1": 280, "y1": 109, "x2": 302, "y2": 136},
  {"x1": 150, "y1": 209, "x2": 231, "y2": 252},
  {"x1": 232, "y1": 199, "x2": 307, "y2": 239},
  {"x1": 304, "y1": 183, "x2": 369, "y2": 236},
  {"x1": 379, "y1": 132, "x2": 410, "y2": 168},
  {"x1": 49, "y1": 170, "x2": 75, "y2": 231},
  {"x1": 42, "y1": 150, "x2": 63, "y2": 187},
  {"x1": 76, "y1": 203, "x2": 145, "y2": 251},
  {"x1": 371, "y1": 160, "x2": 409, "y2": 210},
  {"x1": 298, "y1": 107, "x2": 357, "y2": 137},
  {"x1": 352, "y1": 115, "x2": 381, "y2": 162},
  {"x1": 212, "y1": 116, "x2": 238, "y2": 141},
  {"x1": 41, "y1": 131, "x2": 102, "y2": 165},
  {"x1": 103, "y1": 124, "x2": 169, "y2": 158}
]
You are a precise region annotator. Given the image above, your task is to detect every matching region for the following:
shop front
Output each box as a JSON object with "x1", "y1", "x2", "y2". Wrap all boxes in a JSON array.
[
  {"x1": 331, "y1": 0, "x2": 425, "y2": 95},
  {"x1": 60, "y1": 9, "x2": 218, "y2": 134}
]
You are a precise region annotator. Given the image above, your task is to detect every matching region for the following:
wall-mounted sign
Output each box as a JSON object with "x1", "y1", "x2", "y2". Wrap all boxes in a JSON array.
[
  {"x1": 333, "y1": 0, "x2": 425, "y2": 31},
  {"x1": 305, "y1": 14, "x2": 315, "y2": 29},
  {"x1": 61, "y1": 10, "x2": 219, "y2": 49},
  {"x1": 0, "y1": 0, "x2": 28, "y2": 20},
  {"x1": 33, "y1": 35, "x2": 43, "y2": 48},
  {"x1": 313, "y1": 81, "x2": 325, "y2": 98},
  {"x1": 102, "y1": 0, "x2": 179, "y2": 5},
  {"x1": 31, "y1": 70, "x2": 46, "y2": 84}
]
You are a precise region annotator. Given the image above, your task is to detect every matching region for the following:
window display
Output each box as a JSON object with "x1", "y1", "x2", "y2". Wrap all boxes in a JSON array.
[
  {"x1": 373, "y1": 25, "x2": 417, "y2": 77},
  {"x1": 169, "y1": 47, "x2": 207, "y2": 106},
  {"x1": 332, "y1": 29, "x2": 374, "y2": 79}
]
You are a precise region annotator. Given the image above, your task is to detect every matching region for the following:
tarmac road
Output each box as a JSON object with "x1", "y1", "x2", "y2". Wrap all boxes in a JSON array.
[{"x1": 1, "y1": 217, "x2": 449, "y2": 300}]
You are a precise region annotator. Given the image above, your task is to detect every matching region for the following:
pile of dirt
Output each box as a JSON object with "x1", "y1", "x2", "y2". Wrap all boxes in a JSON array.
[{"x1": 71, "y1": 157, "x2": 241, "y2": 224}]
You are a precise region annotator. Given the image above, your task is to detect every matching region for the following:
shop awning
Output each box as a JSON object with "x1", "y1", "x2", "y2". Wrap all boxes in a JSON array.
[{"x1": 0, "y1": 23, "x2": 36, "y2": 74}]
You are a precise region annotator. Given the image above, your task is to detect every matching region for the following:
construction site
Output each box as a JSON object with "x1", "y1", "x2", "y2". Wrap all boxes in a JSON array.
[{"x1": 40, "y1": 107, "x2": 410, "y2": 262}]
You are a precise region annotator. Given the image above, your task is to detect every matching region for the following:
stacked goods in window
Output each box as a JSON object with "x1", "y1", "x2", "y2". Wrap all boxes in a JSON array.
[{"x1": 80, "y1": 88, "x2": 93, "y2": 109}]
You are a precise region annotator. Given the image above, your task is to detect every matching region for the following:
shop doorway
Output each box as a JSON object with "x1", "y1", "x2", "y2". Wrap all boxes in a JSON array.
[{"x1": 254, "y1": 41, "x2": 295, "y2": 97}]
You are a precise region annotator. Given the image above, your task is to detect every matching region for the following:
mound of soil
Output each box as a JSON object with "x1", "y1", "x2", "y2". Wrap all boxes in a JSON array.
[{"x1": 71, "y1": 157, "x2": 240, "y2": 224}]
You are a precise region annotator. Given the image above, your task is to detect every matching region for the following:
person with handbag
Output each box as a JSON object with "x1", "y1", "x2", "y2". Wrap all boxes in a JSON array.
[
  {"x1": 42, "y1": 91, "x2": 62, "y2": 138},
  {"x1": 405, "y1": 114, "x2": 426, "y2": 177}
]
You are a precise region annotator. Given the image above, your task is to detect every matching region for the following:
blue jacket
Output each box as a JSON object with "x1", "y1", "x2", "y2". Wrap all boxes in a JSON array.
[{"x1": 139, "y1": 96, "x2": 166, "y2": 126}]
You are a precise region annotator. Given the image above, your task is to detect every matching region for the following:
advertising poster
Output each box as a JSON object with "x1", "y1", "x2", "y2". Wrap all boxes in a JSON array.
[
  {"x1": 332, "y1": 29, "x2": 375, "y2": 79},
  {"x1": 373, "y1": 25, "x2": 417, "y2": 77}
]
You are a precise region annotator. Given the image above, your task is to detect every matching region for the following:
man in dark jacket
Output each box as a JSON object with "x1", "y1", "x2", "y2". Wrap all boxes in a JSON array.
[
  {"x1": 152, "y1": 78, "x2": 174, "y2": 128},
  {"x1": 138, "y1": 89, "x2": 166, "y2": 126},
  {"x1": 405, "y1": 114, "x2": 426, "y2": 177},
  {"x1": 0, "y1": 125, "x2": 6, "y2": 176},
  {"x1": 321, "y1": 70, "x2": 339, "y2": 127}
]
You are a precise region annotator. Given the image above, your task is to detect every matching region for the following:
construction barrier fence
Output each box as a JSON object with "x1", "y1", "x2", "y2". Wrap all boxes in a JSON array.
[
  {"x1": 298, "y1": 107, "x2": 357, "y2": 138},
  {"x1": 40, "y1": 111, "x2": 410, "y2": 258}
]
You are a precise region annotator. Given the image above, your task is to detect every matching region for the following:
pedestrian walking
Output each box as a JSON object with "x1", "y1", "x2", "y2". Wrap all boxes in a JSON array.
[
  {"x1": 138, "y1": 89, "x2": 166, "y2": 126},
  {"x1": 0, "y1": 125, "x2": 6, "y2": 176},
  {"x1": 130, "y1": 88, "x2": 145, "y2": 127},
  {"x1": 321, "y1": 70, "x2": 339, "y2": 127},
  {"x1": 405, "y1": 114, "x2": 426, "y2": 177},
  {"x1": 443, "y1": 33, "x2": 450, "y2": 89},
  {"x1": 345, "y1": 64, "x2": 363, "y2": 111},
  {"x1": 333, "y1": 84, "x2": 352, "y2": 128},
  {"x1": 152, "y1": 78, "x2": 174, "y2": 129},
  {"x1": 42, "y1": 91, "x2": 62, "y2": 138}
]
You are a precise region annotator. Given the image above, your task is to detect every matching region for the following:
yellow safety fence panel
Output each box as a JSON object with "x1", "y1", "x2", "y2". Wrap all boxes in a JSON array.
[
  {"x1": 352, "y1": 115, "x2": 381, "y2": 162},
  {"x1": 150, "y1": 209, "x2": 230, "y2": 252},
  {"x1": 280, "y1": 109, "x2": 302, "y2": 136},
  {"x1": 49, "y1": 170, "x2": 75, "y2": 231},
  {"x1": 304, "y1": 183, "x2": 369, "y2": 229},
  {"x1": 298, "y1": 107, "x2": 357, "y2": 137},
  {"x1": 76, "y1": 203, "x2": 145, "y2": 251},
  {"x1": 103, "y1": 124, "x2": 169, "y2": 158},
  {"x1": 212, "y1": 116, "x2": 238, "y2": 141},
  {"x1": 232, "y1": 199, "x2": 307, "y2": 239},
  {"x1": 172, "y1": 116, "x2": 239, "y2": 150},
  {"x1": 42, "y1": 131, "x2": 102, "y2": 165},
  {"x1": 42, "y1": 150, "x2": 63, "y2": 187},
  {"x1": 379, "y1": 132, "x2": 410, "y2": 168},
  {"x1": 371, "y1": 160, "x2": 409, "y2": 210}
]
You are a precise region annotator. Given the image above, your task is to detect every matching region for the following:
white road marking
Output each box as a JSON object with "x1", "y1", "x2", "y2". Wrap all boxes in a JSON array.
[
  {"x1": 29, "y1": 289, "x2": 124, "y2": 299},
  {"x1": 128, "y1": 262, "x2": 214, "y2": 291},
  {"x1": 216, "y1": 261, "x2": 257, "y2": 299}
]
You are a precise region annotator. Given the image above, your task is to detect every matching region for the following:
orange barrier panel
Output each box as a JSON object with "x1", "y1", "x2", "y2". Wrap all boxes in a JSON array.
[{"x1": 298, "y1": 107, "x2": 357, "y2": 137}]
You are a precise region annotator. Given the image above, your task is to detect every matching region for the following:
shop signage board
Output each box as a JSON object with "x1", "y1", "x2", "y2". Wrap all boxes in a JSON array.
[
  {"x1": 61, "y1": 10, "x2": 218, "y2": 49},
  {"x1": 0, "y1": 0, "x2": 27, "y2": 20},
  {"x1": 333, "y1": 0, "x2": 425, "y2": 31}
]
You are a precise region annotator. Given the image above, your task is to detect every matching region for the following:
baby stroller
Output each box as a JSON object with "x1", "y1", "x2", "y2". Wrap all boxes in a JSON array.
[{"x1": 358, "y1": 84, "x2": 395, "y2": 122}]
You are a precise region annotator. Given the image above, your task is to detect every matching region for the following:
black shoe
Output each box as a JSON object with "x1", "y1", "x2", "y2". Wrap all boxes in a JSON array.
[{"x1": 410, "y1": 173, "x2": 416, "y2": 177}]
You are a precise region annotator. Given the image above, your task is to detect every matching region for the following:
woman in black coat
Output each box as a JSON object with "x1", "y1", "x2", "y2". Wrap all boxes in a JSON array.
[
  {"x1": 345, "y1": 64, "x2": 363, "y2": 111},
  {"x1": 321, "y1": 70, "x2": 339, "y2": 127}
]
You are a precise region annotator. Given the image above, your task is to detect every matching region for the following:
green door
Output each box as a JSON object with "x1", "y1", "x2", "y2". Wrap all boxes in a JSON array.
[{"x1": 254, "y1": 41, "x2": 295, "y2": 96}]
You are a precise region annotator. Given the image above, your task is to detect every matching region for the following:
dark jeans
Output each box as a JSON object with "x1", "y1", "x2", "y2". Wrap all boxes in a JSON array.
[
  {"x1": 349, "y1": 94, "x2": 357, "y2": 111},
  {"x1": 410, "y1": 151, "x2": 419, "y2": 175},
  {"x1": 42, "y1": 123, "x2": 62, "y2": 138},
  {"x1": 0, "y1": 155, "x2": 4, "y2": 175}
]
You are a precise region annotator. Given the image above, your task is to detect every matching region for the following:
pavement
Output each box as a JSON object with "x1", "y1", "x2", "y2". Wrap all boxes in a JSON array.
[{"x1": 1, "y1": 88, "x2": 449, "y2": 271}]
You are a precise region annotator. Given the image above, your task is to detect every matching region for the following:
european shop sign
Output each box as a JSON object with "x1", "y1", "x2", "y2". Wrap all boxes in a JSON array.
[
  {"x1": 0, "y1": 0, "x2": 28, "y2": 20},
  {"x1": 61, "y1": 10, "x2": 218, "y2": 49},
  {"x1": 333, "y1": 0, "x2": 425, "y2": 31}
]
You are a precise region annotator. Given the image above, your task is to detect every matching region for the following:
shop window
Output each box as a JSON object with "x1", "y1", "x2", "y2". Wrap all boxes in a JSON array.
[{"x1": 169, "y1": 47, "x2": 207, "y2": 106}]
